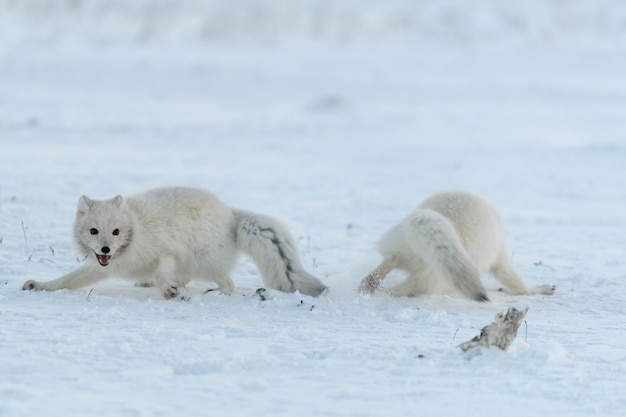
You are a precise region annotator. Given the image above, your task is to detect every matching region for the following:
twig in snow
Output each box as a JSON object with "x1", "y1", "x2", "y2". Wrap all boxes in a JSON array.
[
  {"x1": 21, "y1": 221, "x2": 29, "y2": 255},
  {"x1": 452, "y1": 328, "x2": 459, "y2": 342},
  {"x1": 87, "y1": 289, "x2": 94, "y2": 302},
  {"x1": 39, "y1": 257, "x2": 56, "y2": 264},
  {"x1": 533, "y1": 260, "x2": 555, "y2": 271}
]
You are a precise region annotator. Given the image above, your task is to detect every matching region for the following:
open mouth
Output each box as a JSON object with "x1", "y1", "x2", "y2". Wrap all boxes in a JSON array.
[{"x1": 96, "y1": 254, "x2": 111, "y2": 266}]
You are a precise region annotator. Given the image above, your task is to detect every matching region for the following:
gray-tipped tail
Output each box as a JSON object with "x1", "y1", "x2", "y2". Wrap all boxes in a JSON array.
[
  {"x1": 403, "y1": 209, "x2": 489, "y2": 302},
  {"x1": 441, "y1": 254, "x2": 489, "y2": 302},
  {"x1": 233, "y1": 209, "x2": 327, "y2": 297}
]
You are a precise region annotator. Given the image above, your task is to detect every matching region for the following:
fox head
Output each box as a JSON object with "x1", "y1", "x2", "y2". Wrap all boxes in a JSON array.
[{"x1": 73, "y1": 195, "x2": 134, "y2": 267}]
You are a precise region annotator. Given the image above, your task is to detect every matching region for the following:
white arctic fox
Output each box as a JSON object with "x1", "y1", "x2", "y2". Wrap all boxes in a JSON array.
[
  {"x1": 23, "y1": 186, "x2": 327, "y2": 299},
  {"x1": 359, "y1": 190, "x2": 555, "y2": 301}
]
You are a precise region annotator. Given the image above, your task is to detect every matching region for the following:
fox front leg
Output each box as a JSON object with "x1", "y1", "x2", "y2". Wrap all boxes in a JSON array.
[
  {"x1": 23, "y1": 265, "x2": 107, "y2": 292},
  {"x1": 152, "y1": 256, "x2": 185, "y2": 300}
]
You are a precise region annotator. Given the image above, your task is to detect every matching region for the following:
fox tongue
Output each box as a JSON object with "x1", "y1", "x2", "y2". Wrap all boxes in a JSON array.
[{"x1": 97, "y1": 255, "x2": 111, "y2": 266}]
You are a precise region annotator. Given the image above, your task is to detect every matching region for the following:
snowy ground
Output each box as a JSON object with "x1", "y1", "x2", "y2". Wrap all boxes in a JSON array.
[{"x1": 2, "y1": 1, "x2": 626, "y2": 416}]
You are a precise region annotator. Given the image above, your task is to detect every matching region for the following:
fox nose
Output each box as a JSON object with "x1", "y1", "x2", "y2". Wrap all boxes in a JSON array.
[{"x1": 101, "y1": 246, "x2": 110, "y2": 254}]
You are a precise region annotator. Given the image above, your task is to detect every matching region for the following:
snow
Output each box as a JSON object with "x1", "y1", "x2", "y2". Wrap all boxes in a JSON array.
[{"x1": 1, "y1": 1, "x2": 626, "y2": 416}]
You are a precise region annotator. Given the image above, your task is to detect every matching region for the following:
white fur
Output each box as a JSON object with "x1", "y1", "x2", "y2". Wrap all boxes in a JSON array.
[
  {"x1": 23, "y1": 186, "x2": 327, "y2": 299},
  {"x1": 359, "y1": 190, "x2": 555, "y2": 301}
]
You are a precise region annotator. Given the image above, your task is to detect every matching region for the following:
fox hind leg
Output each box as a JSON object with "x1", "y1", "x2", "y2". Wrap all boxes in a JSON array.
[
  {"x1": 389, "y1": 256, "x2": 438, "y2": 297},
  {"x1": 359, "y1": 257, "x2": 396, "y2": 294},
  {"x1": 209, "y1": 275, "x2": 235, "y2": 294},
  {"x1": 490, "y1": 255, "x2": 554, "y2": 295}
]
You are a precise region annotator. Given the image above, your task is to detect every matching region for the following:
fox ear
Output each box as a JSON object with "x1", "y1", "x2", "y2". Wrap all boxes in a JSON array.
[
  {"x1": 113, "y1": 195, "x2": 124, "y2": 207},
  {"x1": 77, "y1": 195, "x2": 93, "y2": 214}
]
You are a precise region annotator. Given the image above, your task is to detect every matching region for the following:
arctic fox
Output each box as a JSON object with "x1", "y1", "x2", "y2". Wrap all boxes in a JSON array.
[
  {"x1": 359, "y1": 190, "x2": 555, "y2": 301},
  {"x1": 22, "y1": 186, "x2": 327, "y2": 299}
]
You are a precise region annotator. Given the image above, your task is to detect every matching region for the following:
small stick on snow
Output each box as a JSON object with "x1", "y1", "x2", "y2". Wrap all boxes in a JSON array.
[
  {"x1": 458, "y1": 307, "x2": 529, "y2": 356},
  {"x1": 524, "y1": 320, "x2": 528, "y2": 343},
  {"x1": 452, "y1": 328, "x2": 459, "y2": 342},
  {"x1": 21, "y1": 221, "x2": 28, "y2": 248},
  {"x1": 533, "y1": 260, "x2": 555, "y2": 271}
]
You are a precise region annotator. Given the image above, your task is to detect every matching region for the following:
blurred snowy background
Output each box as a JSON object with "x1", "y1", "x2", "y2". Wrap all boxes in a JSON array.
[
  {"x1": 2, "y1": 2, "x2": 626, "y2": 417},
  {"x1": 1, "y1": 0, "x2": 626, "y2": 46}
]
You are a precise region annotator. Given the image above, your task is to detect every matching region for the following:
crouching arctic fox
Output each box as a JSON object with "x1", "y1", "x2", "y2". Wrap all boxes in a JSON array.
[
  {"x1": 23, "y1": 186, "x2": 327, "y2": 299},
  {"x1": 359, "y1": 190, "x2": 555, "y2": 301}
]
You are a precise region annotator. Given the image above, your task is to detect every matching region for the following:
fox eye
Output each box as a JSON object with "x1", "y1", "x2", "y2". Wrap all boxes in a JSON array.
[
  {"x1": 90, "y1": 228, "x2": 99, "y2": 235},
  {"x1": 112, "y1": 229, "x2": 120, "y2": 236}
]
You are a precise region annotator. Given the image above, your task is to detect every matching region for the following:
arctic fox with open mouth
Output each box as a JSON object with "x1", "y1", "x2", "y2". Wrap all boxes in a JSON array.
[
  {"x1": 359, "y1": 190, "x2": 555, "y2": 301},
  {"x1": 23, "y1": 186, "x2": 327, "y2": 299}
]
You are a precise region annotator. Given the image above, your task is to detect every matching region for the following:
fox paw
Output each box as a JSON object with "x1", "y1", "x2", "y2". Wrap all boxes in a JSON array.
[
  {"x1": 535, "y1": 284, "x2": 556, "y2": 295},
  {"x1": 358, "y1": 278, "x2": 378, "y2": 294},
  {"x1": 22, "y1": 280, "x2": 39, "y2": 291},
  {"x1": 163, "y1": 286, "x2": 179, "y2": 299}
]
